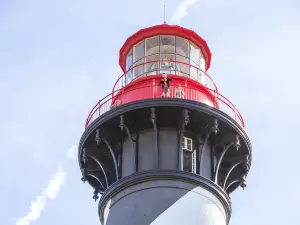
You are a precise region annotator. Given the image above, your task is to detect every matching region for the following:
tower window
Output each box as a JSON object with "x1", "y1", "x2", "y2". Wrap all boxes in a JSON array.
[
  {"x1": 182, "y1": 137, "x2": 196, "y2": 173},
  {"x1": 183, "y1": 137, "x2": 192, "y2": 151}
]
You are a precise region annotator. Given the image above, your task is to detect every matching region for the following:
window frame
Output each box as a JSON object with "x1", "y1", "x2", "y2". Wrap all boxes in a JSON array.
[
  {"x1": 183, "y1": 137, "x2": 193, "y2": 152},
  {"x1": 182, "y1": 136, "x2": 196, "y2": 173}
]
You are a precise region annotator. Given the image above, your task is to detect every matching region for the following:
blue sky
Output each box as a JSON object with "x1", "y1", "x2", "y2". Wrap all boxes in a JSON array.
[{"x1": 1, "y1": 0, "x2": 300, "y2": 224}]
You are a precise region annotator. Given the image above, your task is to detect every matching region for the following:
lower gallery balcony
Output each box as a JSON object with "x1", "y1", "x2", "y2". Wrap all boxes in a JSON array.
[{"x1": 85, "y1": 74, "x2": 245, "y2": 129}]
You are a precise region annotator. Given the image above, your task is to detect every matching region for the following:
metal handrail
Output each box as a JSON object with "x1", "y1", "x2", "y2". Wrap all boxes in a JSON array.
[
  {"x1": 87, "y1": 60, "x2": 219, "y2": 126},
  {"x1": 85, "y1": 84, "x2": 245, "y2": 129},
  {"x1": 85, "y1": 88, "x2": 121, "y2": 126},
  {"x1": 111, "y1": 60, "x2": 219, "y2": 98}
]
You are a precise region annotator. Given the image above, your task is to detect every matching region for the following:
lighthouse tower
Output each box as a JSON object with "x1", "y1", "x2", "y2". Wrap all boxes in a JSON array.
[{"x1": 78, "y1": 24, "x2": 252, "y2": 225}]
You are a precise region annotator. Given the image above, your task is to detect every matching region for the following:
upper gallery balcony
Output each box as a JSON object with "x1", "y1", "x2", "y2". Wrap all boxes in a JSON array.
[{"x1": 85, "y1": 60, "x2": 244, "y2": 129}]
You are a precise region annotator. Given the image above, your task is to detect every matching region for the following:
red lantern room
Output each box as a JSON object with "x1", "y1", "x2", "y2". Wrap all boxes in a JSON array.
[{"x1": 85, "y1": 24, "x2": 244, "y2": 129}]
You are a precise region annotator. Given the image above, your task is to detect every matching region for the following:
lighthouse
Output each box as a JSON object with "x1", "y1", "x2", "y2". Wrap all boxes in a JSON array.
[{"x1": 78, "y1": 24, "x2": 252, "y2": 225}]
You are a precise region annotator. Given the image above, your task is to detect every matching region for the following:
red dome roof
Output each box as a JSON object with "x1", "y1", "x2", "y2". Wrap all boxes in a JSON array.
[{"x1": 119, "y1": 24, "x2": 212, "y2": 72}]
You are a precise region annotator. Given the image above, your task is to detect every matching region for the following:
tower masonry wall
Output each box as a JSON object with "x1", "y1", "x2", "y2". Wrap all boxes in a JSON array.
[
  {"x1": 101, "y1": 174, "x2": 228, "y2": 225},
  {"x1": 121, "y1": 128, "x2": 213, "y2": 179}
]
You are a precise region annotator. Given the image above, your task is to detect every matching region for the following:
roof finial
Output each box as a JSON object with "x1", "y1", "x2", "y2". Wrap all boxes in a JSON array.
[{"x1": 164, "y1": 5, "x2": 166, "y2": 24}]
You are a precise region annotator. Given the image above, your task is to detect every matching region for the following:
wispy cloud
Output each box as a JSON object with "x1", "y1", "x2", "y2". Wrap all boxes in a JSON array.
[
  {"x1": 67, "y1": 145, "x2": 79, "y2": 159},
  {"x1": 171, "y1": 0, "x2": 198, "y2": 24},
  {"x1": 15, "y1": 145, "x2": 78, "y2": 225}
]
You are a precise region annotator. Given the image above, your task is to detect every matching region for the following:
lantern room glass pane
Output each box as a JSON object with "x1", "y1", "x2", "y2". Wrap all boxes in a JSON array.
[
  {"x1": 160, "y1": 54, "x2": 176, "y2": 74},
  {"x1": 146, "y1": 36, "x2": 159, "y2": 56},
  {"x1": 176, "y1": 55, "x2": 189, "y2": 77},
  {"x1": 134, "y1": 41, "x2": 145, "y2": 63},
  {"x1": 125, "y1": 50, "x2": 133, "y2": 84},
  {"x1": 160, "y1": 36, "x2": 175, "y2": 54},
  {"x1": 199, "y1": 50, "x2": 207, "y2": 86},
  {"x1": 175, "y1": 37, "x2": 189, "y2": 57},
  {"x1": 199, "y1": 50, "x2": 206, "y2": 71},
  {"x1": 145, "y1": 54, "x2": 160, "y2": 75},
  {"x1": 190, "y1": 43, "x2": 201, "y2": 81},
  {"x1": 133, "y1": 41, "x2": 145, "y2": 80},
  {"x1": 133, "y1": 58, "x2": 145, "y2": 79},
  {"x1": 190, "y1": 42, "x2": 200, "y2": 66}
]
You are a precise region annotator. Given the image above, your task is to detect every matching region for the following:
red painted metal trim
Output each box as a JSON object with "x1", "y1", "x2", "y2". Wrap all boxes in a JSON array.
[
  {"x1": 119, "y1": 24, "x2": 212, "y2": 72},
  {"x1": 85, "y1": 83, "x2": 245, "y2": 129},
  {"x1": 113, "y1": 74, "x2": 216, "y2": 103}
]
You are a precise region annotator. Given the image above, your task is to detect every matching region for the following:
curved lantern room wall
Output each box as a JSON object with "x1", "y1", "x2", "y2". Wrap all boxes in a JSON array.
[{"x1": 119, "y1": 24, "x2": 211, "y2": 86}]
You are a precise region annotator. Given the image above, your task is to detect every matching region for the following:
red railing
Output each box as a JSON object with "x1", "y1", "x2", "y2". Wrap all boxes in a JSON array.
[
  {"x1": 85, "y1": 84, "x2": 245, "y2": 129},
  {"x1": 112, "y1": 60, "x2": 219, "y2": 97}
]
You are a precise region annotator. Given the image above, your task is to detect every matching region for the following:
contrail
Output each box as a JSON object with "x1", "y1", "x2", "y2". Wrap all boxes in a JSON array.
[
  {"x1": 15, "y1": 145, "x2": 78, "y2": 225},
  {"x1": 171, "y1": 0, "x2": 198, "y2": 24}
]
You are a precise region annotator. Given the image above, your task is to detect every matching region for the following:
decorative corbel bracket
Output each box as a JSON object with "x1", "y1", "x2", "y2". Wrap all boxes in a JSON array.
[
  {"x1": 222, "y1": 154, "x2": 249, "y2": 189},
  {"x1": 88, "y1": 154, "x2": 109, "y2": 189},
  {"x1": 87, "y1": 173, "x2": 105, "y2": 190},
  {"x1": 119, "y1": 114, "x2": 136, "y2": 172},
  {"x1": 214, "y1": 135, "x2": 241, "y2": 184},
  {"x1": 240, "y1": 155, "x2": 250, "y2": 190},
  {"x1": 225, "y1": 179, "x2": 240, "y2": 192},
  {"x1": 150, "y1": 107, "x2": 159, "y2": 169},
  {"x1": 178, "y1": 109, "x2": 190, "y2": 170},
  {"x1": 94, "y1": 129, "x2": 119, "y2": 181},
  {"x1": 80, "y1": 148, "x2": 88, "y2": 183},
  {"x1": 225, "y1": 174, "x2": 247, "y2": 192},
  {"x1": 197, "y1": 119, "x2": 219, "y2": 169},
  {"x1": 93, "y1": 186, "x2": 100, "y2": 202},
  {"x1": 240, "y1": 174, "x2": 247, "y2": 190}
]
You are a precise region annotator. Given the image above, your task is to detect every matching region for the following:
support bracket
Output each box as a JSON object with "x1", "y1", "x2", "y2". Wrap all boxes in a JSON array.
[
  {"x1": 197, "y1": 119, "x2": 219, "y2": 173},
  {"x1": 88, "y1": 154, "x2": 109, "y2": 189},
  {"x1": 80, "y1": 148, "x2": 88, "y2": 183},
  {"x1": 178, "y1": 109, "x2": 190, "y2": 170},
  {"x1": 119, "y1": 114, "x2": 136, "y2": 172},
  {"x1": 214, "y1": 135, "x2": 241, "y2": 184},
  {"x1": 150, "y1": 107, "x2": 159, "y2": 168},
  {"x1": 94, "y1": 129, "x2": 119, "y2": 181}
]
